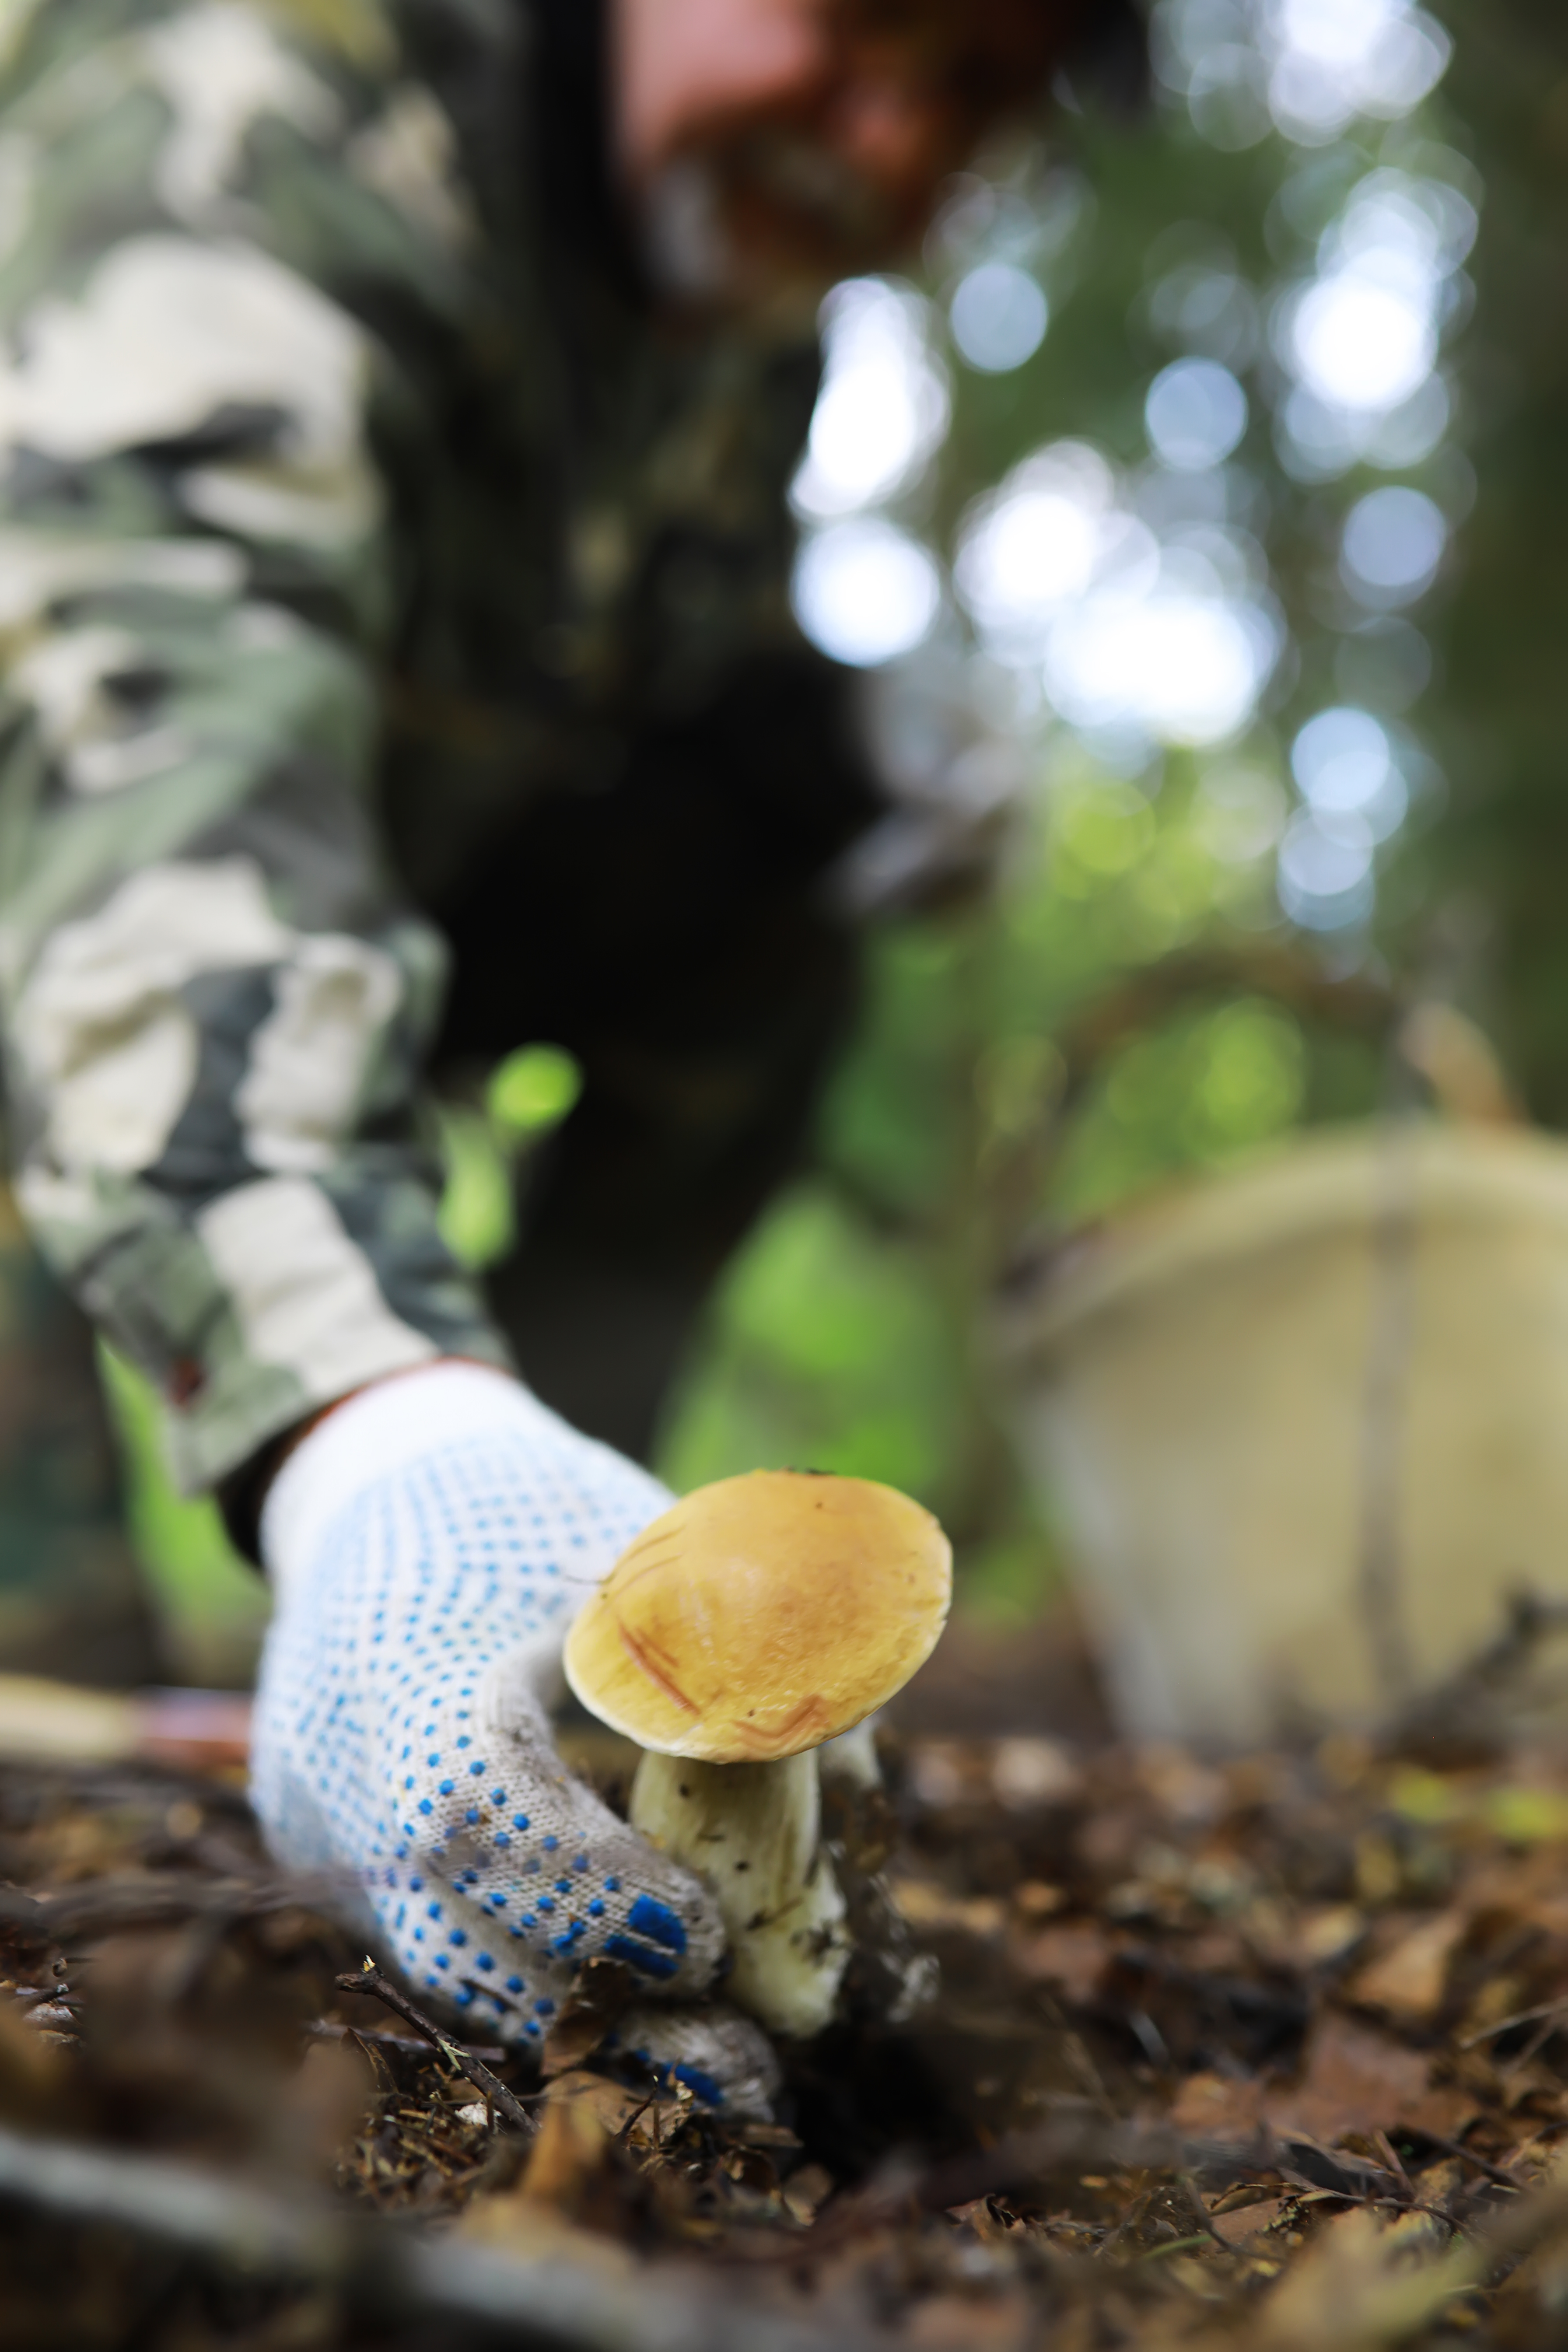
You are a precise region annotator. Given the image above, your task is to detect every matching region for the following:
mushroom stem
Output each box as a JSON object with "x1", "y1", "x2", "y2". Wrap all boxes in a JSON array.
[{"x1": 629, "y1": 1749, "x2": 850, "y2": 2039}]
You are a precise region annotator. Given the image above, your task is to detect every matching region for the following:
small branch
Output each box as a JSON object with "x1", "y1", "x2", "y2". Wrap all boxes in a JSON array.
[
  {"x1": 1413, "y1": 2130, "x2": 1525, "y2": 2191},
  {"x1": 0, "y1": 2121, "x2": 872, "y2": 2352},
  {"x1": 726, "y1": 2110, "x2": 1396, "y2": 2267},
  {"x1": 307, "y1": 2020, "x2": 507, "y2": 2065},
  {"x1": 1052, "y1": 943, "x2": 1396, "y2": 1124},
  {"x1": 1373, "y1": 2127, "x2": 1414, "y2": 2197},
  {"x1": 896, "y1": 2114, "x2": 1195, "y2": 2217},
  {"x1": 1459, "y1": 1995, "x2": 1568, "y2": 2051},
  {"x1": 1395, "y1": 1592, "x2": 1568, "y2": 1754},
  {"x1": 335, "y1": 1964, "x2": 536, "y2": 2135},
  {"x1": 0, "y1": 1872, "x2": 340, "y2": 1946}
]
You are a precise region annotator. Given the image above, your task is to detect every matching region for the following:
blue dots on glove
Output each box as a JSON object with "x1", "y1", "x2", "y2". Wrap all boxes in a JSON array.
[{"x1": 251, "y1": 1376, "x2": 726, "y2": 2041}]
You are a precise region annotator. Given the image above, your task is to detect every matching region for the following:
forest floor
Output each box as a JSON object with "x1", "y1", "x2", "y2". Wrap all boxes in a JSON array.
[{"x1": 7, "y1": 1626, "x2": 1568, "y2": 2348}]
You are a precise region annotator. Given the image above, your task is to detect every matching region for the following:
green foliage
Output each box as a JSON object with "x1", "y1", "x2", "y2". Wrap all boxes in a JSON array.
[
  {"x1": 435, "y1": 1104, "x2": 517, "y2": 1273},
  {"x1": 438, "y1": 1046, "x2": 585, "y2": 1274},
  {"x1": 660, "y1": 1181, "x2": 965, "y2": 1507},
  {"x1": 657, "y1": 718, "x2": 1353, "y2": 1558},
  {"x1": 1052, "y1": 997, "x2": 1307, "y2": 1225},
  {"x1": 658, "y1": 15, "x2": 1494, "y2": 1592},
  {"x1": 97, "y1": 1343, "x2": 268, "y2": 1686},
  {"x1": 487, "y1": 1045, "x2": 583, "y2": 1139}
]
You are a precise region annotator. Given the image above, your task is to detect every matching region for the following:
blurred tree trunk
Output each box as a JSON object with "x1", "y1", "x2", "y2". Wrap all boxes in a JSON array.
[{"x1": 1428, "y1": 2, "x2": 1568, "y2": 1120}]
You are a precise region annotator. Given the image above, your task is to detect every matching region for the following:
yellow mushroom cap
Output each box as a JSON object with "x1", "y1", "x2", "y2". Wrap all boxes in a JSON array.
[{"x1": 563, "y1": 1470, "x2": 952, "y2": 1763}]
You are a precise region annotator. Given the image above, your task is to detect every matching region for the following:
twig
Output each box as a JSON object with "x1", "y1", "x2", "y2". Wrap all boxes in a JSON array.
[
  {"x1": 1414, "y1": 2130, "x2": 1523, "y2": 2191},
  {"x1": 1365, "y1": 2127, "x2": 1465, "y2": 2226},
  {"x1": 308, "y1": 2019, "x2": 508, "y2": 2064},
  {"x1": 1052, "y1": 945, "x2": 1395, "y2": 1124},
  {"x1": 724, "y1": 2110, "x2": 1369, "y2": 2265},
  {"x1": 346, "y1": 2024, "x2": 396, "y2": 2098},
  {"x1": 901, "y1": 2116, "x2": 1190, "y2": 2216},
  {"x1": 1394, "y1": 1592, "x2": 1568, "y2": 1754},
  {"x1": 1502, "y1": 2013, "x2": 1562, "y2": 2085},
  {"x1": 1459, "y1": 1995, "x2": 1568, "y2": 2051},
  {"x1": 0, "y1": 2121, "x2": 872, "y2": 2352},
  {"x1": 335, "y1": 1964, "x2": 536, "y2": 2134},
  {"x1": 0, "y1": 1872, "x2": 341, "y2": 1945},
  {"x1": 1373, "y1": 2127, "x2": 1413, "y2": 2195},
  {"x1": 1178, "y1": 2169, "x2": 1228, "y2": 2247}
]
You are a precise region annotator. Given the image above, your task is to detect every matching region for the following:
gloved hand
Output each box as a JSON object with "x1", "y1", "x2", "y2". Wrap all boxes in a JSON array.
[{"x1": 250, "y1": 1361, "x2": 730, "y2": 2054}]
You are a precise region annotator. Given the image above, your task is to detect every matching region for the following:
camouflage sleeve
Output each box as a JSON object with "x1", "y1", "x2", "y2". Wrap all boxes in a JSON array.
[{"x1": 0, "y1": 0, "x2": 511, "y2": 1495}]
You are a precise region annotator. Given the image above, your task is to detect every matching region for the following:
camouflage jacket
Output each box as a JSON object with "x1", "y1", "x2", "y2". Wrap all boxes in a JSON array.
[{"x1": 0, "y1": 0, "x2": 829, "y2": 1493}]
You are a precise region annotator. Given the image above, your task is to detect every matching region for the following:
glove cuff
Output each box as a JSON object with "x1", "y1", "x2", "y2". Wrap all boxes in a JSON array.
[{"x1": 260, "y1": 1361, "x2": 549, "y2": 1597}]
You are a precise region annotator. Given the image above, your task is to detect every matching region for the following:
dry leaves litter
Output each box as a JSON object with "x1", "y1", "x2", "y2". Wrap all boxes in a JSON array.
[{"x1": 8, "y1": 1709, "x2": 1568, "y2": 2347}]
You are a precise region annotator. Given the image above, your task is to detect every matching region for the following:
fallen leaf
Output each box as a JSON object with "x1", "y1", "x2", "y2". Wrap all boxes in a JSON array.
[
  {"x1": 458, "y1": 2193, "x2": 640, "y2": 2271},
  {"x1": 510, "y1": 2078, "x2": 637, "y2": 2230},
  {"x1": 902, "y1": 2289, "x2": 1035, "y2": 2348},
  {"x1": 1253, "y1": 2204, "x2": 1474, "y2": 2352},
  {"x1": 1299, "y1": 1905, "x2": 1367, "y2": 1967},
  {"x1": 535, "y1": 2067, "x2": 648, "y2": 2141},
  {"x1": 1167, "y1": 2069, "x2": 1267, "y2": 2138},
  {"x1": 1012, "y1": 1921, "x2": 1113, "y2": 2004},
  {"x1": 540, "y1": 1956, "x2": 634, "y2": 2079},
  {"x1": 1486, "y1": 1787, "x2": 1568, "y2": 1845},
  {"x1": 278, "y1": 2036, "x2": 378, "y2": 2178},
  {"x1": 1166, "y1": 2016, "x2": 1473, "y2": 2147},
  {"x1": 1266, "y1": 2014, "x2": 1474, "y2": 2142},
  {"x1": 1135, "y1": 1745, "x2": 1226, "y2": 1824},
  {"x1": 783, "y1": 2162, "x2": 834, "y2": 2224},
  {"x1": 907, "y1": 1746, "x2": 972, "y2": 1807},
  {"x1": 1349, "y1": 1913, "x2": 1467, "y2": 2025},
  {"x1": 890, "y1": 1880, "x2": 1008, "y2": 1938},
  {"x1": 991, "y1": 1739, "x2": 1083, "y2": 1810},
  {"x1": 1211, "y1": 2195, "x2": 1284, "y2": 2244}
]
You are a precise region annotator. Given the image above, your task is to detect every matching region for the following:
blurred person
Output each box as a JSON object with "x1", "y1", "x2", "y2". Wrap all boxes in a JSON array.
[{"x1": 0, "y1": 0, "x2": 1131, "y2": 2079}]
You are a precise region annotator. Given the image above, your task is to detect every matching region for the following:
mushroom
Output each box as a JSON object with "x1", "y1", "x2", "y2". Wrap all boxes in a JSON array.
[{"x1": 564, "y1": 1469, "x2": 951, "y2": 2039}]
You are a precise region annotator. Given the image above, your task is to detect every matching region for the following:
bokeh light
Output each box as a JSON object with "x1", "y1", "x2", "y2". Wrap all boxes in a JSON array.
[
  {"x1": 1291, "y1": 704, "x2": 1409, "y2": 839},
  {"x1": 1277, "y1": 808, "x2": 1376, "y2": 929},
  {"x1": 792, "y1": 518, "x2": 942, "y2": 667},
  {"x1": 1340, "y1": 485, "x2": 1448, "y2": 605},
  {"x1": 1144, "y1": 358, "x2": 1250, "y2": 470},
  {"x1": 1154, "y1": 0, "x2": 1452, "y2": 149},
  {"x1": 955, "y1": 440, "x2": 1280, "y2": 747},
  {"x1": 1048, "y1": 588, "x2": 1271, "y2": 747},
  {"x1": 1261, "y1": 0, "x2": 1452, "y2": 143},
  {"x1": 954, "y1": 443, "x2": 1113, "y2": 651},
  {"x1": 1273, "y1": 167, "x2": 1476, "y2": 479},
  {"x1": 1186, "y1": 44, "x2": 1273, "y2": 152},
  {"x1": 1287, "y1": 271, "x2": 1436, "y2": 414},
  {"x1": 791, "y1": 277, "x2": 948, "y2": 520},
  {"x1": 949, "y1": 262, "x2": 1049, "y2": 374}
]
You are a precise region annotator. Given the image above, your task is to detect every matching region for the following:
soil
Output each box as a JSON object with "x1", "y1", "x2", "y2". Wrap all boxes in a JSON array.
[{"x1": 7, "y1": 1654, "x2": 1568, "y2": 2349}]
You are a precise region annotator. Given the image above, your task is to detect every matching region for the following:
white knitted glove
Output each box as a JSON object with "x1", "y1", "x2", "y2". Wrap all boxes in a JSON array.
[{"x1": 250, "y1": 1362, "x2": 730, "y2": 2052}]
